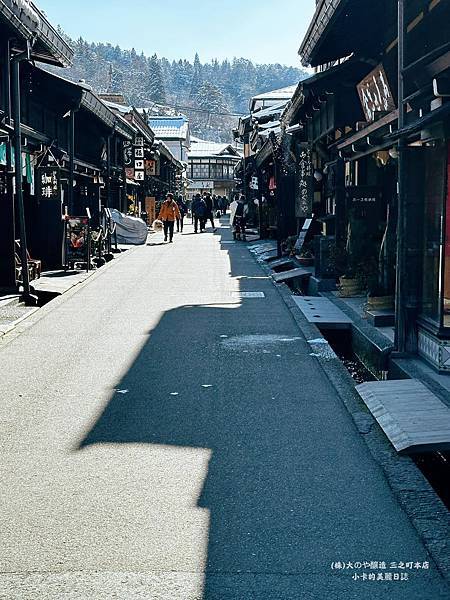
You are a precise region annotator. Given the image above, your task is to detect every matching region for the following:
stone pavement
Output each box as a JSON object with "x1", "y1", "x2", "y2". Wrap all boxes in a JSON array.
[{"x1": 0, "y1": 218, "x2": 448, "y2": 599}]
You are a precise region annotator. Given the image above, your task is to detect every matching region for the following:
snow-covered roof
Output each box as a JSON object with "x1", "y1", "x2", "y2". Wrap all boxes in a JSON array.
[
  {"x1": 103, "y1": 99, "x2": 133, "y2": 114},
  {"x1": 251, "y1": 85, "x2": 298, "y2": 102},
  {"x1": 188, "y1": 139, "x2": 242, "y2": 159},
  {"x1": 252, "y1": 100, "x2": 290, "y2": 120},
  {"x1": 147, "y1": 116, "x2": 189, "y2": 140}
]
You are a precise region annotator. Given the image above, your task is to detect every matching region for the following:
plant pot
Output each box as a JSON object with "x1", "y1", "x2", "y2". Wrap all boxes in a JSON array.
[
  {"x1": 338, "y1": 277, "x2": 363, "y2": 297},
  {"x1": 366, "y1": 294, "x2": 395, "y2": 311}
]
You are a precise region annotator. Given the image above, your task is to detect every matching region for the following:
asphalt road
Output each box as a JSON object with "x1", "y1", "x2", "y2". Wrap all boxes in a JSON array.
[{"x1": 0, "y1": 219, "x2": 448, "y2": 599}]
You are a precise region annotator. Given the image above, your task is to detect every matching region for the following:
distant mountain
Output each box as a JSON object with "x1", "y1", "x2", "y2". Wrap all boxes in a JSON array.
[{"x1": 52, "y1": 28, "x2": 308, "y2": 142}]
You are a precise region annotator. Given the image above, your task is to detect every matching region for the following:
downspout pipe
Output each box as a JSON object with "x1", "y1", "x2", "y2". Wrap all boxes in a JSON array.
[{"x1": 11, "y1": 41, "x2": 37, "y2": 305}]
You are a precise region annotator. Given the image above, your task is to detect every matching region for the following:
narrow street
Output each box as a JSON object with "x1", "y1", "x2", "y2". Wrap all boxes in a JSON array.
[{"x1": 0, "y1": 220, "x2": 448, "y2": 600}]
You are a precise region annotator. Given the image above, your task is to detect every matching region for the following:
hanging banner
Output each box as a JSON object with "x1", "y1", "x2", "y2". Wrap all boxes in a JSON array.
[
  {"x1": 37, "y1": 167, "x2": 61, "y2": 202},
  {"x1": 296, "y1": 144, "x2": 313, "y2": 218}
]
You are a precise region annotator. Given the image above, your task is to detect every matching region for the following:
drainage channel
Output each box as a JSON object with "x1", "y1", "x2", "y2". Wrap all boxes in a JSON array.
[{"x1": 321, "y1": 327, "x2": 450, "y2": 512}]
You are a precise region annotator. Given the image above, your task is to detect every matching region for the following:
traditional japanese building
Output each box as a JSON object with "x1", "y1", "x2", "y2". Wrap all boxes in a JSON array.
[
  {"x1": 146, "y1": 115, "x2": 191, "y2": 165},
  {"x1": 234, "y1": 86, "x2": 297, "y2": 247},
  {"x1": 0, "y1": 0, "x2": 73, "y2": 290},
  {"x1": 295, "y1": 0, "x2": 450, "y2": 372},
  {"x1": 187, "y1": 137, "x2": 241, "y2": 200}
]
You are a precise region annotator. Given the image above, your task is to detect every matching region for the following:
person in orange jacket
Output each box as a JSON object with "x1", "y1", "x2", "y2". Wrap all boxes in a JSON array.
[{"x1": 158, "y1": 193, "x2": 181, "y2": 243}]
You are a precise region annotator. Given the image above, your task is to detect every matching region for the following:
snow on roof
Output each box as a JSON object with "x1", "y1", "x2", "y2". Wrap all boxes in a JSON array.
[
  {"x1": 252, "y1": 100, "x2": 291, "y2": 120},
  {"x1": 147, "y1": 116, "x2": 189, "y2": 140},
  {"x1": 251, "y1": 85, "x2": 297, "y2": 103},
  {"x1": 188, "y1": 138, "x2": 242, "y2": 159},
  {"x1": 103, "y1": 99, "x2": 133, "y2": 114}
]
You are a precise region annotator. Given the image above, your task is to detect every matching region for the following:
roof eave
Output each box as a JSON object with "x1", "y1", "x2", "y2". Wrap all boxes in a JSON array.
[{"x1": 298, "y1": 0, "x2": 346, "y2": 67}]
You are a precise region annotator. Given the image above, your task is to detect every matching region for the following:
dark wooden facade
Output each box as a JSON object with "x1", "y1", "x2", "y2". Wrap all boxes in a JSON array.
[{"x1": 294, "y1": 0, "x2": 450, "y2": 372}]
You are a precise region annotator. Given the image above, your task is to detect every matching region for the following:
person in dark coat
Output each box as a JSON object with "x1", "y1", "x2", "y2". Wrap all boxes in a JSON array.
[
  {"x1": 176, "y1": 196, "x2": 187, "y2": 233},
  {"x1": 192, "y1": 194, "x2": 207, "y2": 233},
  {"x1": 204, "y1": 194, "x2": 217, "y2": 231},
  {"x1": 220, "y1": 196, "x2": 228, "y2": 216}
]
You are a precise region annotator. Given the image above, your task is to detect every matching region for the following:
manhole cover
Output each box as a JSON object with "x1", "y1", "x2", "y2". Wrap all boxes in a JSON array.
[{"x1": 232, "y1": 291, "x2": 266, "y2": 298}]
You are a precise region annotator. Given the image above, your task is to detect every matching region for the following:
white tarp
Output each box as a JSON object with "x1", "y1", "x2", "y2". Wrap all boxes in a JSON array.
[{"x1": 110, "y1": 209, "x2": 148, "y2": 245}]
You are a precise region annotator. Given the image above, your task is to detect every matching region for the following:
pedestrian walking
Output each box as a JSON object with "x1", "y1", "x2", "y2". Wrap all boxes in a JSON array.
[
  {"x1": 204, "y1": 193, "x2": 217, "y2": 231},
  {"x1": 232, "y1": 195, "x2": 247, "y2": 241},
  {"x1": 220, "y1": 196, "x2": 228, "y2": 216},
  {"x1": 176, "y1": 196, "x2": 187, "y2": 233},
  {"x1": 158, "y1": 193, "x2": 181, "y2": 243},
  {"x1": 192, "y1": 194, "x2": 207, "y2": 233}
]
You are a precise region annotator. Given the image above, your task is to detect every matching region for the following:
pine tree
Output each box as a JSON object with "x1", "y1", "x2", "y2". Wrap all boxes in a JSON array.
[
  {"x1": 190, "y1": 52, "x2": 203, "y2": 98},
  {"x1": 146, "y1": 53, "x2": 166, "y2": 105}
]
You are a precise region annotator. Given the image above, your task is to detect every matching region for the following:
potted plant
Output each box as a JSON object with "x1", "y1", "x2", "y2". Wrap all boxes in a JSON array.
[
  {"x1": 297, "y1": 248, "x2": 315, "y2": 267},
  {"x1": 365, "y1": 258, "x2": 395, "y2": 310}
]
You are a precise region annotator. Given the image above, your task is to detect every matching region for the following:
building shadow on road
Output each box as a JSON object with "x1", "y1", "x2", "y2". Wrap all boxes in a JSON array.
[
  {"x1": 78, "y1": 299, "x2": 324, "y2": 598},
  {"x1": 76, "y1": 225, "x2": 436, "y2": 600}
]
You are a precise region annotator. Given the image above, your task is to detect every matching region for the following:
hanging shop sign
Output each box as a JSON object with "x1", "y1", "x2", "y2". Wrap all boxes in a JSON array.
[
  {"x1": 296, "y1": 144, "x2": 313, "y2": 218},
  {"x1": 123, "y1": 142, "x2": 133, "y2": 167},
  {"x1": 37, "y1": 166, "x2": 61, "y2": 201},
  {"x1": 135, "y1": 136, "x2": 144, "y2": 147},
  {"x1": 145, "y1": 159, "x2": 156, "y2": 177},
  {"x1": 294, "y1": 218, "x2": 313, "y2": 253},
  {"x1": 135, "y1": 147, "x2": 144, "y2": 159},
  {"x1": 249, "y1": 176, "x2": 259, "y2": 190},
  {"x1": 357, "y1": 65, "x2": 396, "y2": 122},
  {"x1": 125, "y1": 167, "x2": 135, "y2": 179},
  {"x1": 135, "y1": 171, "x2": 145, "y2": 181},
  {"x1": 64, "y1": 215, "x2": 90, "y2": 268}
]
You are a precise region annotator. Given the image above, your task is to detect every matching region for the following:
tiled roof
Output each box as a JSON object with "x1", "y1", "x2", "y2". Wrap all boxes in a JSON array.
[{"x1": 148, "y1": 116, "x2": 189, "y2": 140}]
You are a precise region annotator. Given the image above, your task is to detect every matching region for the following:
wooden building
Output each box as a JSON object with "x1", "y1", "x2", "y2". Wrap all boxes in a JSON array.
[
  {"x1": 187, "y1": 137, "x2": 241, "y2": 200},
  {"x1": 0, "y1": 0, "x2": 73, "y2": 289},
  {"x1": 294, "y1": 0, "x2": 450, "y2": 372}
]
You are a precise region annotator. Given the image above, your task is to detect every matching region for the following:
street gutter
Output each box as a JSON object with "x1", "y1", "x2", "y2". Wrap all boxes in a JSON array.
[{"x1": 253, "y1": 248, "x2": 450, "y2": 586}]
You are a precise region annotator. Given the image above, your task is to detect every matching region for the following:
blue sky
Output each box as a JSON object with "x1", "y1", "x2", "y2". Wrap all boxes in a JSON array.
[{"x1": 37, "y1": 0, "x2": 316, "y2": 67}]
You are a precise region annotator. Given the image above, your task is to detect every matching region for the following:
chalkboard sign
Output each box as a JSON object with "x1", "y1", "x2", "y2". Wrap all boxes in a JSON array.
[{"x1": 64, "y1": 216, "x2": 90, "y2": 270}]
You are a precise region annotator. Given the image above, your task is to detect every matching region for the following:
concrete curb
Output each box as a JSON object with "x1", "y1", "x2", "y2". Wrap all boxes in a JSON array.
[
  {"x1": 252, "y1": 248, "x2": 450, "y2": 585},
  {"x1": 0, "y1": 245, "x2": 140, "y2": 348}
]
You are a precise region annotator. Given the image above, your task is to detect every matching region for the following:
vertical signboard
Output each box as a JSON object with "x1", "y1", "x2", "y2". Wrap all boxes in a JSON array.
[
  {"x1": 296, "y1": 144, "x2": 313, "y2": 218},
  {"x1": 37, "y1": 167, "x2": 61, "y2": 202}
]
